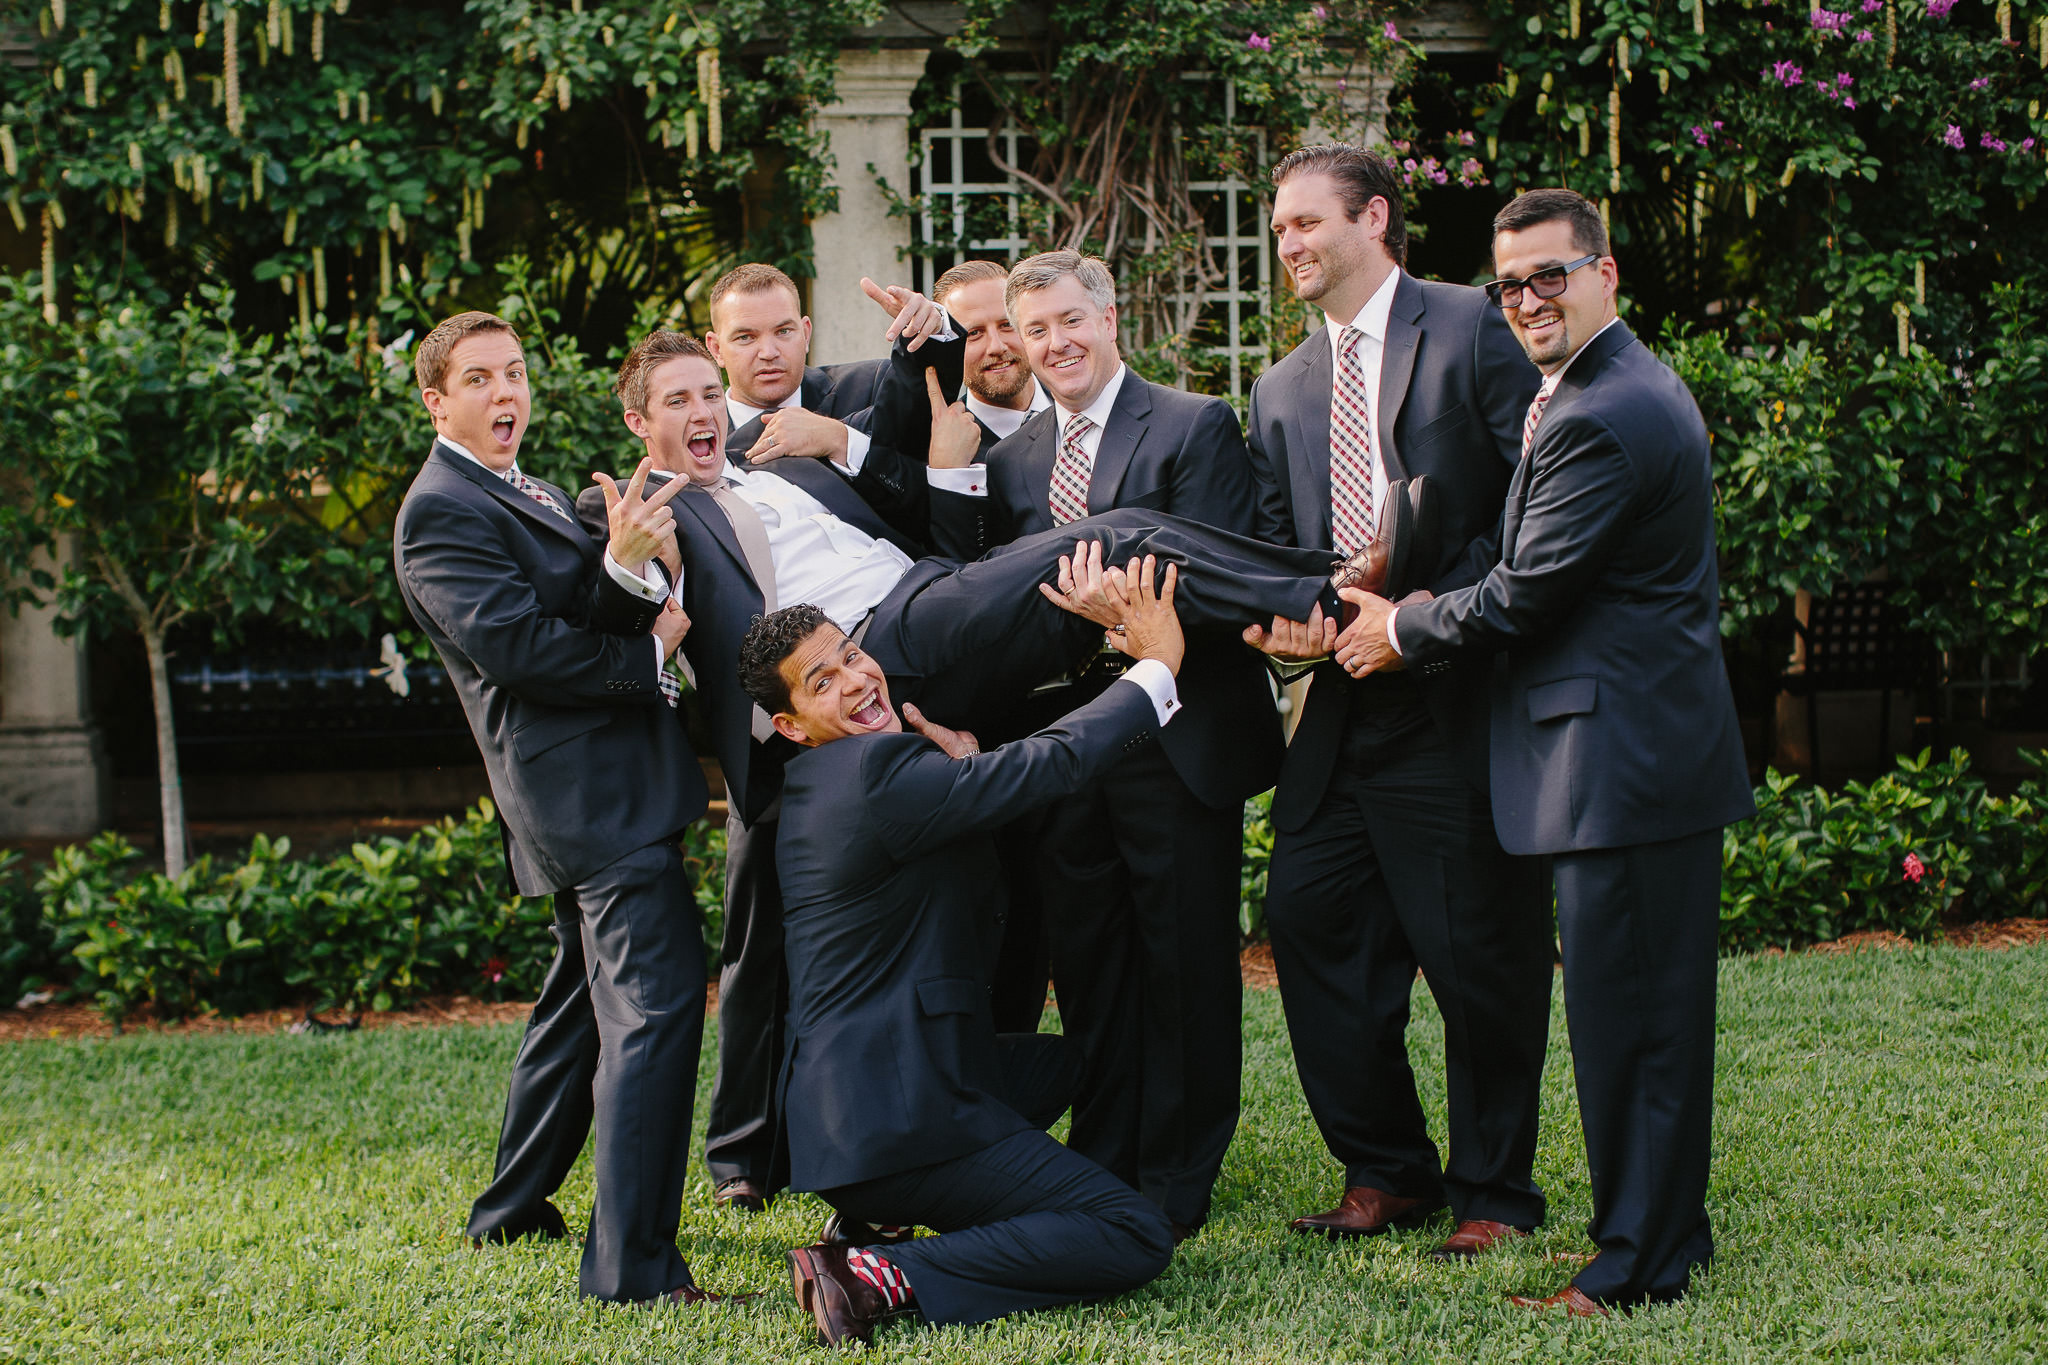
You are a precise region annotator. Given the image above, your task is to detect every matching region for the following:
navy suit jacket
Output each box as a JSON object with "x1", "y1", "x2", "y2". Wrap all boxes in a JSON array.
[
  {"x1": 928, "y1": 373, "x2": 1284, "y2": 808},
  {"x1": 1394, "y1": 321, "x2": 1755, "y2": 854},
  {"x1": 574, "y1": 456, "x2": 917, "y2": 826},
  {"x1": 1244, "y1": 273, "x2": 1539, "y2": 830},
  {"x1": 394, "y1": 442, "x2": 707, "y2": 895},
  {"x1": 774, "y1": 678, "x2": 1160, "y2": 1191}
]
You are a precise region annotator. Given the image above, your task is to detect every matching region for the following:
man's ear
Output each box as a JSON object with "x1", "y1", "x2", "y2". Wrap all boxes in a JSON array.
[
  {"x1": 420, "y1": 388, "x2": 445, "y2": 423},
  {"x1": 704, "y1": 330, "x2": 726, "y2": 368},
  {"x1": 798, "y1": 315, "x2": 814, "y2": 356},
  {"x1": 771, "y1": 711, "x2": 811, "y2": 746},
  {"x1": 623, "y1": 407, "x2": 651, "y2": 440}
]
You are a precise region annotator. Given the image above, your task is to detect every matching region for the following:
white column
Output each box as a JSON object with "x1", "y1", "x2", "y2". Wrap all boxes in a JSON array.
[
  {"x1": 0, "y1": 545, "x2": 110, "y2": 837},
  {"x1": 808, "y1": 48, "x2": 930, "y2": 365},
  {"x1": 1303, "y1": 69, "x2": 1390, "y2": 148}
]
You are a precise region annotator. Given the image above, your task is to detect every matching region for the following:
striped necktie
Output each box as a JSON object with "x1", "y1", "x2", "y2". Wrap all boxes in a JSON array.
[
  {"x1": 1327, "y1": 325, "x2": 1378, "y2": 556},
  {"x1": 1521, "y1": 376, "x2": 1561, "y2": 459},
  {"x1": 507, "y1": 467, "x2": 572, "y2": 523},
  {"x1": 1047, "y1": 412, "x2": 1096, "y2": 525}
]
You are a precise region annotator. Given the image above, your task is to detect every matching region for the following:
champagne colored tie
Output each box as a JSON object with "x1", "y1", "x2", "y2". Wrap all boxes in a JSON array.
[{"x1": 709, "y1": 478, "x2": 781, "y2": 741}]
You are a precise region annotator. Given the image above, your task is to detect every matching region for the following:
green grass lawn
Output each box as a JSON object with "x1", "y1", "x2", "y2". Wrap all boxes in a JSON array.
[{"x1": 2, "y1": 945, "x2": 2044, "y2": 1363}]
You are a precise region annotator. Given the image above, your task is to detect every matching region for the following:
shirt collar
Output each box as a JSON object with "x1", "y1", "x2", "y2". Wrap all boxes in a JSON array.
[
  {"x1": 1323, "y1": 266, "x2": 1403, "y2": 353},
  {"x1": 725, "y1": 382, "x2": 804, "y2": 431},
  {"x1": 1550, "y1": 316, "x2": 1623, "y2": 386},
  {"x1": 439, "y1": 435, "x2": 517, "y2": 482},
  {"x1": 965, "y1": 380, "x2": 1050, "y2": 437},
  {"x1": 1053, "y1": 364, "x2": 1127, "y2": 434}
]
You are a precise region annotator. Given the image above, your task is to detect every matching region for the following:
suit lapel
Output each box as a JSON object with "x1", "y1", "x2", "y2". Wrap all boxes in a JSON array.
[
  {"x1": 1016, "y1": 408, "x2": 1062, "y2": 521},
  {"x1": 675, "y1": 478, "x2": 753, "y2": 579},
  {"x1": 431, "y1": 441, "x2": 587, "y2": 550},
  {"x1": 1500, "y1": 321, "x2": 1636, "y2": 560},
  {"x1": 1284, "y1": 338, "x2": 1336, "y2": 549},
  {"x1": 1088, "y1": 375, "x2": 1151, "y2": 512},
  {"x1": 1375, "y1": 274, "x2": 1425, "y2": 483}
]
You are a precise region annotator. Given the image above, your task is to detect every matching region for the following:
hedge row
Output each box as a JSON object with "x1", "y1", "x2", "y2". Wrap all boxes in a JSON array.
[
  {"x1": 1240, "y1": 749, "x2": 2048, "y2": 953},
  {"x1": 4, "y1": 750, "x2": 2043, "y2": 1024},
  {"x1": 0, "y1": 801, "x2": 726, "y2": 1024}
]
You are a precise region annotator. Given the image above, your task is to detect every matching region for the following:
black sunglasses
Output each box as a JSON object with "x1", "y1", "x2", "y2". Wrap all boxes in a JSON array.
[{"x1": 1484, "y1": 254, "x2": 1601, "y2": 309}]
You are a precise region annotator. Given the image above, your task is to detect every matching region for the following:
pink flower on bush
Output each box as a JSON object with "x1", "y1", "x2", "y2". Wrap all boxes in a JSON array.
[
  {"x1": 1385, "y1": 20, "x2": 1403, "y2": 41},
  {"x1": 1970, "y1": 77, "x2": 1991, "y2": 91},
  {"x1": 1810, "y1": 7, "x2": 1852, "y2": 31},
  {"x1": 2023, "y1": 138, "x2": 2039, "y2": 153},
  {"x1": 1926, "y1": 0, "x2": 1957, "y2": 15},
  {"x1": 1981, "y1": 133, "x2": 2008, "y2": 151},
  {"x1": 1861, "y1": 0, "x2": 1883, "y2": 11},
  {"x1": 1246, "y1": 32, "x2": 1272, "y2": 52},
  {"x1": 1855, "y1": 29, "x2": 1874, "y2": 40},
  {"x1": 1943, "y1": 124, "x2": 1966, "y2": 148},
  {"x1": 482, "y1": 955, "x2": 508, "y2": 984},
  {"x1": 1844, "y1": 97, "x2": 1858, "y2": 109},
  {"x1": 1771, "y1": 61, "x2": 1805, "y2": 87},
  {"x1": 1901, "y1": 852, "x2": 1926, "y2": 884}
]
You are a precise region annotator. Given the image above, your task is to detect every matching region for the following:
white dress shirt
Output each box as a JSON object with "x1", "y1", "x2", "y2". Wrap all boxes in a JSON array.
[
  {"x1": 1114, "y1": 657, "x2": 1182, "y2": 727},
  {"x1": 674, "y1": 462, "x2": 913, "y2": 635},
  {"x1": 439, "y1": 436, "x2": 669, "y2": 669},
  {"x1": 1384, "y1": 314, "x2": 1624, "y2": 656}
]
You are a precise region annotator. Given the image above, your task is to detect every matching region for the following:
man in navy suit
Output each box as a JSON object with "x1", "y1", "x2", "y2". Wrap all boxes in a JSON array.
[
  {"x1": 746, "y1": 556, "x2": 1187, "y2": 1345},
  {"x1": 1340, "y1": 188, "x2": 1755, "y2": 1313},
  {"x1": 926, "y1": 251, "x2": 1279, "y2": 1241},
  {"x1": 575, "y1": 324, "x2": 1368, "y2": 1214},
  {"x1": 1238, "y1": 145, "x2": 1554, "y2": 1260},
  {"x1": 393, "y1": 312, "x2": 745, "y2": 1305}
]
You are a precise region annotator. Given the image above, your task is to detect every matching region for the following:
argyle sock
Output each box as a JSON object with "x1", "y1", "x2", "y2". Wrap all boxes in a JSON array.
[{"x1": 845, "y1": 1247, "x2": 913, "y2": 1309}]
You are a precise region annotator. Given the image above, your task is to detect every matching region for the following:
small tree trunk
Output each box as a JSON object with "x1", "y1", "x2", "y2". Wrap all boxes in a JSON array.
[{"x1": 139, "y1": 624, "x2": 189, "y2": 879}]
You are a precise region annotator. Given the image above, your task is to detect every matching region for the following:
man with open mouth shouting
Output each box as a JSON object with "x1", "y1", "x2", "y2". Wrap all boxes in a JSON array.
[{"x1": 750, "y1": 553, "x2": 1187, "y2": 1347}]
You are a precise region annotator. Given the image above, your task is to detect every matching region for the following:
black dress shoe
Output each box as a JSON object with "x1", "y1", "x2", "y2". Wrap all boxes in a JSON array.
[
  {"x1": 468, "y1": 1200, "x2": 569, "y2": 1248},
  {"x1": 714, "y1": 1178, "x2": 768, "y2": 1213},
  {"x1": 787, "y1": 1243, "x2": 889, "y2": 1346},
  {"x1": 1170, "y1": 1220, "x2": 1201, "y2": 1245},
  {"x1": 818, "y1": 1211, "x2": 916, "y2": 1248}
]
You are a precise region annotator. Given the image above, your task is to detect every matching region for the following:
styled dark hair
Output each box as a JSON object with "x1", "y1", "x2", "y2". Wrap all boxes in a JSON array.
[
  {"x1": 738, "y1": 603, "x2": 833, "y2": 716},
  {"x1": 415, "y1": 311, "x2": 518, "y2": 392},
  {"x1": 1492, "y1": 188, "x2": 1610, "y2": 259},
  {"x1": 1270, "y1": 144, "x2": 1408, "y2": 267},
  {"x1": 932, "y1": 258, "x2": 1009, "y2": 306},
  {"x1": 615, "y1": 329, "x2": 716, "y2": 413},
  {"x1": 710, "y1": 262, "x2": 803, "y2": 317}
]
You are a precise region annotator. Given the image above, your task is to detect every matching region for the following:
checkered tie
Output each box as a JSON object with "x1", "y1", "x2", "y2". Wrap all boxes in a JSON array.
[
  {"x1": 1328, "y1": 325, "x2": 1378, "y2": 556},
  {"x1": 1521, "y1": 376, "x2": 1561, "y2": 459},
  {"x1": 1048, "y1": 412, "x2": 1096, "y2": 525},
  {"x1": 507, "y1": 467, "x2": 572, "y2": 523}
]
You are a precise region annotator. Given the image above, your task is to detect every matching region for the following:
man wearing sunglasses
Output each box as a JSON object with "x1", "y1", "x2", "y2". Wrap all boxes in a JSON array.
[
  {"x1": 1335, "y1": 189, "x2": 1754, "y2": 1315},
  {"x1": 1238, "y1": 144, "x2": 1554, "y2": 1264}
]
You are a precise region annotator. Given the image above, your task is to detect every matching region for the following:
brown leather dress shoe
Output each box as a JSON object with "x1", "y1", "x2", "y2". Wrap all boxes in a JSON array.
[
  {"x1": 1427, "y1": 1219, "x2": 1528, "y2": 1261},
  {"x1": 787, "y1": 1243, "x2": 890, "y2": 1346},
  {"x1": 714, "y1": 1178, "x2": 768, "y2": 1213},
  {"x1": 1289, "y1": 1186, "x2": 1446, "y2": 1240},
  {"x1": 653, "y1": 1283, "x2": 764, "y2": 1307},
  {"x1": 1508, "y1": 1285, "x2": 1610, "y2": 1318}
]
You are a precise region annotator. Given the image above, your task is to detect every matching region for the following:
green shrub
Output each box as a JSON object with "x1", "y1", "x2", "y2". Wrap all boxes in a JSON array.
[
  {"x1": 1238, "y1": 792, "x2": 1274, "y2": 945},
  {"x1": 0, "y1": 851, "x2": 55, "y2": 1005},
  {"x1": 23, "y1": 802, "x2": 723, "y2": 1024}
]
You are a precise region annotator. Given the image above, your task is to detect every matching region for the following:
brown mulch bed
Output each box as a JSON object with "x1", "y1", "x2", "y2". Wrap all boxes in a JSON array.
[{"x1": 6, "y1": 923, "x2": 2042, "y2": 1043}]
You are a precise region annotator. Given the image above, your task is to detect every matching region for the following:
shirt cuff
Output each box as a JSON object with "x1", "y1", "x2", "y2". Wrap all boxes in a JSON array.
[
  {"x1": 604, "y1": 550, "x2": 669, "y2": 604},
  {"x1": 840, "y1": 427, "x2": 871, "y2": 475},
  {"x1": 931, "y1": 305, "x2": 959, "y2": 343},
  {"x1": 927, "y1": 464, "x2": 989, "y2": 496},
  {"x1": 1117, "y1": 658, "x2": 1182, "y2": 727},
  {"x1": 650, "y1": 635, "x2": 666, "y2": 674},
  {"x1": 1386, "y1": 607, "x2": 1403, "y2": 656}
]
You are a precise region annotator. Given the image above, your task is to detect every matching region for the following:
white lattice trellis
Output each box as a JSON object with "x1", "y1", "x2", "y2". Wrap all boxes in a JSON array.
[{"x1": 912, "y1": 79, "x2": 1271, "y2": 400}]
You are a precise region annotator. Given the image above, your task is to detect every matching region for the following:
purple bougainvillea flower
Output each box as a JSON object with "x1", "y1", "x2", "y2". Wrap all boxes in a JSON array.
[
  {"x1": 1861, "y1": 0, "x2": 1883, "y2": 10},
  {"x1": 1970, "y1": 77, "x2": 1991, "y2": 91},
  {"x1": 1855, "y1": 29, "x2": 1874, "y2": 40},
  {"x1": 1837, "y1": 73, "x2": 1855, "y2": 88},
  {"x1": 1246, "y1": 32, "x2": 1272, "y2": 52},
  {"x1": 1926, "y1": 0, "x2": 1958, "y2": 16},
  {"x1": 1844, "y1": 96, "x2": 1858, "y2": 109},
  {"x1": 1311, "y1": 4, "x2": 1327, "y2": 17},
  {"x1": 1772, "y1": 60, "x2": 1805, "y2": 87},
  {"x1": 1385, "y1": 20, "x2": 1402, "y2": 41},
  {"x1": 1692, "y1": 125, "x2": 1709, "y2": 145},
  {"x1": 1981, "y1": 133, "x2": 2008, "y2": 151},
  {"x1": 1944, "y1": 124, "x2": 1966, "y2": 148},
  {"x1": 2022, "y1": 138, "x2": 2039, "y2": 153}
]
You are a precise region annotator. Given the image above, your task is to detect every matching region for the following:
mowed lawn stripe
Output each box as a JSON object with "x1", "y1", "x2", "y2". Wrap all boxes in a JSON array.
[{"x1": 1, "y1": 946, "x2": 2042, "y2": 1363}]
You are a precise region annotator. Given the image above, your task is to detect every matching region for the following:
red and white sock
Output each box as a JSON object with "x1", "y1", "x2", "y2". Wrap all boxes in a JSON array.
[{"x1": 845, "y1": 1247, "x2": 913, "y2": 1309}]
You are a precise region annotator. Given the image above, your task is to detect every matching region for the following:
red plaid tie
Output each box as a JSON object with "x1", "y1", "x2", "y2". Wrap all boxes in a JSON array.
[
  {"x1": 1328, "y1": 325, "x2": 1378, "y2": 556},
  {"x1": 507, "y1": 467, "x2": 573, "y2": 523},
  {"x1": 1521, "y1": 377, "x2": 1560, "y2": 459},
  {"x1": 1048, "y1": 412, "x2": 1095, "y2": 525}
]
